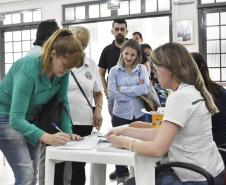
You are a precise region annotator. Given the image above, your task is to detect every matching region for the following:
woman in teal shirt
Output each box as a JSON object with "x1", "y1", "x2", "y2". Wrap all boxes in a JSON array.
[{"x1": 0, "y1": 29, "x2": 84, "y2": 185}]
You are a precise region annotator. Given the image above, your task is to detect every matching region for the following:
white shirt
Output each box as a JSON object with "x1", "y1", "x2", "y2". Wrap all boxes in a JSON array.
[
  {"x1": 164, "y1": 83, "x2": 224, "y2": 182},
  {"x1": 68, "y1": 56, "x2": 103, "y2": 125},
  {"x1": 26, "y1": 46, "x2": 42, "y2": 56}
]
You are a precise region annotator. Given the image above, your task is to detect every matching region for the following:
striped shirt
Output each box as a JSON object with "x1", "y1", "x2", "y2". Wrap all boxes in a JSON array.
[{"x1": 108, "y1": 64, "x2": 149, "y2": 120}]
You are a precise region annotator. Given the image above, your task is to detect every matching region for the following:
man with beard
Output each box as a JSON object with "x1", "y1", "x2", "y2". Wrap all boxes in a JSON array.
[
  {"x1": 98, "y1": 19, "x2": 128, "y2": 116},
  {"x1": 98, "y1": 19, "x2": 129, "y2": 182}
]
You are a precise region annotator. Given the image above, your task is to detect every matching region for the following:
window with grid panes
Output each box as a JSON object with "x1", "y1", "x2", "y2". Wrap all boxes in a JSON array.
[
  {"x1": 0, "y1": 9, "x2": 41, "y2": 75},
  {"x1": 68, "y1": 16, "x2": 170, "y2": 64},
  {"x1": 201, "y1": 0, "x2": 226, "y2": 3},
  {"x1": 62, "y1": 0, "x2": 172, "y2": 64},
  {"x1": 63, "y1": 0, "x2": 171, "y2": 23},
  {"x1": 4, "y1": 28, "x2": 37, "y2": 74},
  {"x1": 198, "y1": 1, "x2": 226, "y2": 82},
  {"x1": 3, "y1": 9, "x2": 41, "y2": 25}
]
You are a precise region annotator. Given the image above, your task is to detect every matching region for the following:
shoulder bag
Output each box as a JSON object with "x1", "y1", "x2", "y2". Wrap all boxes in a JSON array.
[
  {"x1": 138, "y1": 65, "x2": 160, "y2": 111},
  {"x1": 35, "y1": 94, "x2": 72, "y2": 133}
]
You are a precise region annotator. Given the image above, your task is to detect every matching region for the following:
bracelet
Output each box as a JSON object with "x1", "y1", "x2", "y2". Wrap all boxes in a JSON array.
[
  {"x1": 129, "y1": 139, "x2": 136, "y2": 152},
  {"x1": 96, "y1": 103, "x2": 102, "y2": 109}
]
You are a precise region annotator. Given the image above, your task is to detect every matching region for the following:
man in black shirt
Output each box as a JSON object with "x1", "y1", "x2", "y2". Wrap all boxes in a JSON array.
[
  {"x1": 98, "y1": 19, "x2": 129, "y2": 183},
  {"x1": 98, "y1": 19, "x2": 128, "y2": 116}
]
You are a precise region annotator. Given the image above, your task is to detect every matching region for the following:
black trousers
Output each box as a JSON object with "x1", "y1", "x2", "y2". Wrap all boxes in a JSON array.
[{"x1": 54, "y1": 125, "x2": 93, "y2": 185}]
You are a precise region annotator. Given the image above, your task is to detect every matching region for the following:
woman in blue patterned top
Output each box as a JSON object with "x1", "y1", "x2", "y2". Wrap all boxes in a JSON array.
[{"x1": 108, "y1": 39, "x2": 149, "y2": 184}]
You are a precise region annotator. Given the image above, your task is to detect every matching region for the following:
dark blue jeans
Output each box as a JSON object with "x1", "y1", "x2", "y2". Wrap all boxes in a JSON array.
[
  {"x1": 125, "y1": 170, "x2": 225, "y2": 185},
  {"x1": 112, "y1": 114, "x2": 147, "y2": 177}
]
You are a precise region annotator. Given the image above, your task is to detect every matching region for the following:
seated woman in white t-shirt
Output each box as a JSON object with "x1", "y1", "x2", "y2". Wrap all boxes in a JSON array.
[{"x1": 106, "y1": 42, "x2": 225, "y2": 185}]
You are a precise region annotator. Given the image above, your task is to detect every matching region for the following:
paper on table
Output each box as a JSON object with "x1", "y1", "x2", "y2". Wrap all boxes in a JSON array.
[{"x1": 56, "y1": 135, "x2": 101, "y2": 150}]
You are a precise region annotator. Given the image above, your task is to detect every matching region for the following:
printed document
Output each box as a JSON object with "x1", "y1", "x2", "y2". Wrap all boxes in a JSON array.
[{"x1": 56, "y1": 135, "x2": 100, "y2": 150}]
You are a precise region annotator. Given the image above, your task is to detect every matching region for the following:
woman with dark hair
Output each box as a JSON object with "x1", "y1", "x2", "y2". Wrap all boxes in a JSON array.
[
  {"x1": 191, "y1": 52, "x2": 226, "y2": 166},
  {"x1": 27, "y1": 19, "x2": 59, "y2": 56}
]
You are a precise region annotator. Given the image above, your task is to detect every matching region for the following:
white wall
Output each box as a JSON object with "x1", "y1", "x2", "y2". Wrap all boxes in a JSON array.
[{"x1": 0, "y1": 0, "x2": 199, "y2": 51}]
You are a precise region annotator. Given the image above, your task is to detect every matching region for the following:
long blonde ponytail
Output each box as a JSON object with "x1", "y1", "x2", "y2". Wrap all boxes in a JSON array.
[{"x1": 150, "y1": 42, "x2": 218, "y2": 115}]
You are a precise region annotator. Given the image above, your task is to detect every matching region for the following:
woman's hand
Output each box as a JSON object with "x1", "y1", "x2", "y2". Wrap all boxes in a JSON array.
[
  {"x1": 70, "y1": 134, "x2": 82, "y2": 141},
  {"x1": 40, "y1": 132, "x2": 73, "y2": 146},
  {"x1": 107, "y1": 134, "x2": 132, "y2": 150},
  {"x1": 106, "y1": 126, "x2": 127, "y2": 137},
  {"x1": 93, "y1": 108, "x2": 103, "y2": 131}
]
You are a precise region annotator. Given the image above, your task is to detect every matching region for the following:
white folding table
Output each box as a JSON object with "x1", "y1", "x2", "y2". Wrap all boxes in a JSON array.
[{"x1": 45, "y1": 143, "x2": 160, "y2": 185}]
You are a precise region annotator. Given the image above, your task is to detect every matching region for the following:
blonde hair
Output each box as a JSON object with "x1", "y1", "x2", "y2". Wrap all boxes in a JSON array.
[
  {"x1": 118, "y1": 39, "x2": 142, "y2": 68},
  {"x1": 71, "y1": 26, "x2": 90, "y2": 49},
  {"x1": 150, "y1": 42, "x2": 218, "y2": 115},
  {"x1": 41, "y1": 28, "x2": 84, "y2": 74}
]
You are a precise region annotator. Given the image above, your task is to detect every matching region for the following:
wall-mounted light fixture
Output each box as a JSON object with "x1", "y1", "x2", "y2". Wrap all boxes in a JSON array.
[{"x1": 108, "y1": 0, "x2": 120, "y2": 10}]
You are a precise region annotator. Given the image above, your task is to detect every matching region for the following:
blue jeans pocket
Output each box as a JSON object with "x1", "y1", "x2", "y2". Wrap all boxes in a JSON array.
[{"x1": 0, "y1": 124, "x2": 21, "y2": 140}]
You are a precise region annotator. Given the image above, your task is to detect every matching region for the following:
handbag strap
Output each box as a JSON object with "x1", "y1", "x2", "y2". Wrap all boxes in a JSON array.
[
  {"x1": 70, "y1": 70, "x2": 93, "y2": 110},
  {"x1": 52, "y1": 94, "x2": 74, "y2": 125},
  {"x1": 63, "y1": 106, "x2": 73, "y2": 125}
]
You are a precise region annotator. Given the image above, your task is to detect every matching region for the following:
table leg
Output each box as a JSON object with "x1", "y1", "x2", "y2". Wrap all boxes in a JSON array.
[
  {"x1": 45, "y1": 158, "x2": 55, "y2": 185},
  {"x1": 129, "y1": 166, "x2": 135, "y2": 178},
  {"x1": 134, "y1": 154, "x2": 156, "y2": 185},
  {"x1": 90, "y1": 163, "x2": 106, "y2": 185}
]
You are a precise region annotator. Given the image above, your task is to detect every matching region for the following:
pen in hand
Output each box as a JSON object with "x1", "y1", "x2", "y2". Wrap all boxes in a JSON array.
[
  {"x1": 51, "y1": 122, "x2": 83, "y2": 142},
  {"x1": 51, "y1": 122, "x2": 64, "y2": 133},
  {"x1": 51, "y1": 122, "x2": 72, "y2": 142}
]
